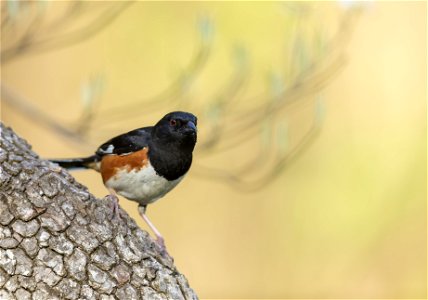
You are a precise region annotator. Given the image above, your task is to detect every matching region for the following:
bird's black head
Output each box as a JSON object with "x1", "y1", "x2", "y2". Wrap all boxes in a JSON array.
[{"x1": 152, "y1": 111, "x2": 197, "y2": 151}]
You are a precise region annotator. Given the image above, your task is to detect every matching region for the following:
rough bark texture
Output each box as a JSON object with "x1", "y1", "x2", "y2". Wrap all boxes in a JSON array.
[{"x1": 0, "y1": 123, "x2": 198, "y2": 300}]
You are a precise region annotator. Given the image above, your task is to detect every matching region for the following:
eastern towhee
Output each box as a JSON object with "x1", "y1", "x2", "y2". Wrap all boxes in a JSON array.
[{"x1": 51, "y1": 111, "x2": 197, "y2": 253}]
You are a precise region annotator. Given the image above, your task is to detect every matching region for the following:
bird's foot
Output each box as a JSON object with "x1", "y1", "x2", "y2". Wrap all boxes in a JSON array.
[
  {"x1": 156, "y1": 236, "x2": 166, "y2": 250},
  {"x1": 105, "y1": 193, "x2": 123, "y2": 221},
  {"x1": 138, "y1": 207, "x2": 173, "y2": 260},
  {"x1": 156, "y1": 237, "x2": 173, "y2": 260}
]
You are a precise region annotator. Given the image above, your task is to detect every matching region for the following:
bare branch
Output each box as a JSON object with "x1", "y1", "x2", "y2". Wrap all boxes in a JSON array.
[{"x1": 1, "y1": 2, "x2": 132, "y2": 63}]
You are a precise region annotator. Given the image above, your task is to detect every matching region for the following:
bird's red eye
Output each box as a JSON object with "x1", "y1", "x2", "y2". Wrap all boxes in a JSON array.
[{"x1": 170, "y1": 119, "x2": 177, "y2": 126}]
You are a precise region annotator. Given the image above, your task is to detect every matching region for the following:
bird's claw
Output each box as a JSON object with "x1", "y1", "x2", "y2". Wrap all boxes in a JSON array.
[
  {"x1": 156, "y1": 236, "x2": 166, "y2": 250},
  {"x1": 105, "y1": 194, "x2": 123, "y2": 221},
  {"x1": 156, "y1": 237, "x2": 172, "y2": 259}
]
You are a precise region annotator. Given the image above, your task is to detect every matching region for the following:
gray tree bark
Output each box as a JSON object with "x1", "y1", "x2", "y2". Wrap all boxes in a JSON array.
[{"x1": 0, "y1": 123, "x2": 198, "y2": 300}]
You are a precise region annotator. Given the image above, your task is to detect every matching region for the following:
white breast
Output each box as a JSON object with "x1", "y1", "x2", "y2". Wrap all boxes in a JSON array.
[{"x1": 105, "y1": 162, "x2": 184, "y2": 205}]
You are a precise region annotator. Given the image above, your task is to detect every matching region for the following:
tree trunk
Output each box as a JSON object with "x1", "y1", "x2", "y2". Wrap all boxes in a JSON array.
[{"x1": 0, "y1": 123, "x2": 198, "y2": 300}]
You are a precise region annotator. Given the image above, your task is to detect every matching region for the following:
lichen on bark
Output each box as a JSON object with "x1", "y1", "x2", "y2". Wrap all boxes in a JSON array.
[{"x1": 0, "y1": 123, "x2": 198, "y2": 300}]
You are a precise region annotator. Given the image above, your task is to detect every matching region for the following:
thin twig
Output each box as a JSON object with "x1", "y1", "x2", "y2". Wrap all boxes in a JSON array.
[{"x1": 1, "y1": 82, "x2": 88, "y2": 147}]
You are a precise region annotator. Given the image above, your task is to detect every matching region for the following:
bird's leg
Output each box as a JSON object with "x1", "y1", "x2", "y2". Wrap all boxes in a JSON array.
[
  {"x1": 138, "y1": 205, "x2": 168, "y2": 255},
  {"x1": 106, "y1": 188, "x2": 121, "y2": 221}
]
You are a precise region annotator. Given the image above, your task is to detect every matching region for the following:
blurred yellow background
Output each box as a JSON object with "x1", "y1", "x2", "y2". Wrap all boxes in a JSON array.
[{"x1": 1, "y1": 1, "x2": 426, "y2": 299}]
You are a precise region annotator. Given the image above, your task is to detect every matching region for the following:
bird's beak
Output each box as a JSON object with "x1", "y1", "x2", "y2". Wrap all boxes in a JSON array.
[{"x1": 186, "y1": 121, "x2": 197, "y2": 132}]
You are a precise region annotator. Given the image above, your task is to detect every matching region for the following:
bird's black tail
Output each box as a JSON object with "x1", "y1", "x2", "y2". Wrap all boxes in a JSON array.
[{"x1": 50, "y1": 155, "x2": 99, "y2": 170}]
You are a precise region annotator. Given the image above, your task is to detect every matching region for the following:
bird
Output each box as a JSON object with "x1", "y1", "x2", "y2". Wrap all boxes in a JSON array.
[{"x1": 51, "y1": 111, "x2": 197, "y2": 254}]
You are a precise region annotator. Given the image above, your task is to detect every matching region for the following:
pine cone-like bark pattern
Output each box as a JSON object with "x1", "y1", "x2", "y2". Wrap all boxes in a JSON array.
[{"x1": 0, "y1": 123, "x2": 198, "y2": 300}]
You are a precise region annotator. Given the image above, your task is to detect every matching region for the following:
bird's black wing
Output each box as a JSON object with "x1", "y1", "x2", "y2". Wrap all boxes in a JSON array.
[{"x1": 96, "y1": 126, "x2": 153, "y2": 157}]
